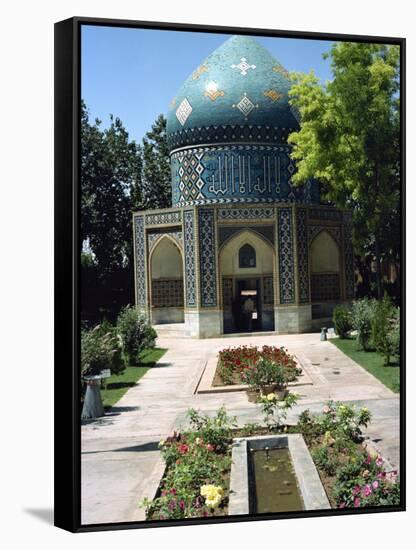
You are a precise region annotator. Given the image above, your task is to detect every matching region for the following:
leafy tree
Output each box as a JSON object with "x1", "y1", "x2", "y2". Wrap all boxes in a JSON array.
[
  {"x1": 142, "y1": 114, "x2": 171, "y2": 209},
  {"x1": 80, "y1": 101, "x2": 143, "y2": 320},
  {"x1": 288, "y1": 43, "x2": 400, "y2": 298}
]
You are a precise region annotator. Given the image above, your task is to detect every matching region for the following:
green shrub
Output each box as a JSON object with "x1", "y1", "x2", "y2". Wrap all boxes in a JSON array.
[
  {"x1": 351, "y1": 298, "x2": 378, "y2": 351},
  {"x1": 386, "y1": 308, "x2": 400, "y2": 361},
  {"x1": 333, "y1": 305, "x2": 352, "y2": 338},
  {"x1": 81, "y1": 323, "x2": 124, "y2": 377},
  {"x1": 371, "y1": 296, "x2": 398, "y2": 365},
  {"x1": 117, "y1": 305, "x2": 157, "y2": 365}
]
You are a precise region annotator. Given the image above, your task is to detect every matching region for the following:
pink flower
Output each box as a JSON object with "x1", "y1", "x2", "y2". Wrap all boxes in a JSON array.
[
  {"x1": 178, "y1": 444, "x2": 189, "y2": 455},
  {"x1": 365, "y1": 454, "x2": 373, "y2": 465},
  {"x1": 339, "y1": 502, "x2": 346, "y2": 508},
  {"x1": 362, "y1": 484, "x2": 372, "y2": 497},
  {"x1": 170, "y1": 488, "x2": 177, "y2": 495},
  {"x1": 323, "y1": 405, "x2": 331, "y2": 414},
  {"x1": 376, "y1": 456, "x2": 384, "y2": 467},
  {"x1": 354, "y1": 497, "x2": 361, "y2": 508},
  {"x1": 372, "y1": 480, "x2": 379, "y2": 490},
  {"x1": 206, "y1": 443, "x2": 215, "y2": 452},
  {"x1": 179, "y1": 500, "x2": 185, "y2": 510},
  {"x1": 352, "y1": 485, "x2": 361, "y2": 496}
]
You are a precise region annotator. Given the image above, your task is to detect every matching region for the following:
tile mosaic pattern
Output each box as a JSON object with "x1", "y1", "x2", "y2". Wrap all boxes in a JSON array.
[
  {"x1": 343, "y1": 221, "x2": 355, "y2": 299},
  {"x1": 278, "y1": 208, "x2": 295, "y2": 304},
  {"x1": 309, "y1": 208, "x2": 343, "y2": 222},
  {"x1": 263, "y1": 276, "x2": 274, "y2": 305},
  {"x1": 184, "y1": 210, "x2": 197, "y2": 307},
  {"x1": 222, "y1": 278, "x2": 233, "y2": 306},
  {"x1": 134, "y1": 215, "x2": 147, "y2": 306},
  {"x1": 311, "y1": 273, "x2": 341, "y2": 301},
  {"x1": 147, "y1": 231, "x2": 183, "y2": 252},
  {"x1": 296, "y1": 208, "x2": 310, "y2": 303},
  {"x1": 217, "y1": 206, "x2": 275, "y2": 220},
  {"x1": 218, "y1": 224, "x2": 275, "y2": 248},
  {"x1": 171, "y1": 145, "x2": 320, "y2": 207},
  {"x1": 151, "y1": 279, "x2": 184, "y2": 308},
  {"x1": 145, "y1": 211, "x2": 182, "y2": 225},
  {"x1": 308, "y1": 225, "x2": 342, "y2": 246},
  {"x1": 198, "y1": 209, "x2": 217, "y2": 307}
]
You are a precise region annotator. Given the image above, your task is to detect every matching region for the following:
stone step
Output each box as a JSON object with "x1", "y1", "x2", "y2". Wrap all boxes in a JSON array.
[{"x1": 153, "y1": 323, "x2": 190, "y2": 338}]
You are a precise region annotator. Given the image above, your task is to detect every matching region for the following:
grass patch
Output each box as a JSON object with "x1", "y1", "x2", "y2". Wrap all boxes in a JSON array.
[
  {"x1": 330, "y1": 337, "x2": 400, "y2": 393},
  {"x1": 102, "y1": 347, "x2": 167, "y2": 409}
]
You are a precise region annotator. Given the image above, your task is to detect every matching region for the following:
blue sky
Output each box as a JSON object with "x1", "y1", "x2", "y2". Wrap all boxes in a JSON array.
[{"x1": 81, "y1": 25, "x2": 334, "y2": 144}]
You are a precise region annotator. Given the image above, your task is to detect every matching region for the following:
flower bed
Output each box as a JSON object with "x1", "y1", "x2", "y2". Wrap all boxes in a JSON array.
[
  {"x1": 215, "y1": 345, "x2": 301, "y2": 387},
  {"x1": 296, "y1": 401, "x2": 400, "y2": 508},
  {"x1": 141, "y1": 401, "x2": 400, "y2": 520}
]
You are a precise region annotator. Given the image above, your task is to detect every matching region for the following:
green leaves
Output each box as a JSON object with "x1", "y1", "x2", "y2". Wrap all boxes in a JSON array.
[{"x1": 288, "y1": 43, "x2": 400, "y2": 295}]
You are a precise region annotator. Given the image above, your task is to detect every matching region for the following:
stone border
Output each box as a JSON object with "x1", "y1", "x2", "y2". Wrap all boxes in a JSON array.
[
  {"x1": 196, "y1": 353, "x2": 313, "y2": 394},
  {"x1": 229, "y1": 434, "x2": 330, "y2": 515}
]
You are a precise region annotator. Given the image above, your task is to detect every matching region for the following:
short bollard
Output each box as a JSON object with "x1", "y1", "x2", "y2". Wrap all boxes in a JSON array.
[
  {"x1": 82, "y1": 375, "x2": 104, "y2": 419},
  {"x1": 320, "y1": 327, "x2": 328, "y2": 341}
]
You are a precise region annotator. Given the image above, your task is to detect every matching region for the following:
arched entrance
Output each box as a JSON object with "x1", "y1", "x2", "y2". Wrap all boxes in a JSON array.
[
  {"x1": 219, "y1": 230, "x2": 275, "y2": 333},
  {"x1": 149, "y1": 236, "x2": 184, "y2": 324},
  {"x1": 310, "y1": 230, "x2": 341, "y2": 318}
]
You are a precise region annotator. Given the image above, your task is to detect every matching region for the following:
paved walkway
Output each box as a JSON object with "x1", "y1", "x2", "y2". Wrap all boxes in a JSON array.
[{"x1": 81, "y1": 333, "x2": 399, "y2": 525}]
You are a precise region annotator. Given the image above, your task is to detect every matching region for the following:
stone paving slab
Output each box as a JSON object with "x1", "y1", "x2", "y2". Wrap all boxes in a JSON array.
[{"x1": 81, "y1": 332, "x2": 400, "y2": 525}]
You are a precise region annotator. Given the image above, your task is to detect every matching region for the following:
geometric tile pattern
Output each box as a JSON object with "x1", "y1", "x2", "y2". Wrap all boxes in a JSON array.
[
  {"x1": 171, "y1": 144, "x2": 321, "y2": 207},
  {"x1": 151, "y1": 279, "x2": 184, "y2": 308},
  {"x1": 198, "y1": 209, "x2": 217, "y2": 307},
  {"x1": 343, "y1": 221, "x2": 355, "y2": 299},
  {"x1": 184, "y1": 210, "x2": 197, "y2": 307},
  {"x1": 147, "y1": 230, "x2": 183, "y2": 252},
  {"x1": 218, "y1": 224, "x2": 275, "y2": 248},
  {"x1": 217, "y1": 206, "x2": 275, "y2": 220},
  {"x1": 308, "y1": 225, "x2": 342, "y2": 246},
  {"x1": 176, "y1": 98, "x2": 193, "y2": 126},
  {"x1": 176, "y1": 151, "x2": 205, "y2": 203},
  {"x1": 134, "y1": 215, "x2": 147, "y2": 306},
  {"x1": 309, "y1": 208, "x2": 343, "y2": 222},
  {"x1": 278, "y1": 208, "x2": 295, "y2": 304},
  {"x1": 296, "y1": 208, "x2": 310, "y2": 303},
  {"x1": 145, "y1": 211, "x2": 182, "y2": 225},
  {"x1": 222, "y1": 278, "x2": 233, "y2": 306},
  {"x1": 167, "y1": 125, "x2": 292, "y2": 150},
  {"x1": 263, "y1": 276, "x2": 274, "y2": 305},
  {"x1": 311, "y1": 273, "x2": 341, "y2": 301}
]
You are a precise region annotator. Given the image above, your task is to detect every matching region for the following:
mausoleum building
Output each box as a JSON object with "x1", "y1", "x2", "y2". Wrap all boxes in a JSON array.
[{"x1": 133, "y1": 35, "x2": 354, "y2": 337}]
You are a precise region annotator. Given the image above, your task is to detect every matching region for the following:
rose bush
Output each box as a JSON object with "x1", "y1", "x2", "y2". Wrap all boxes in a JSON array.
[{"x1": 217, "y1": 345, "x2": 301, "y2": 389}]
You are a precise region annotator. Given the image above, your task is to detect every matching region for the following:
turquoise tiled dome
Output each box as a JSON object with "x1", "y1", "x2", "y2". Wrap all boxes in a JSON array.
[
  {"x1": 166, "y1": 35, "x2": 299, "y2": 150},
  {"x1": 167, "y1": 35, "x2": 319, "y2": 207}
]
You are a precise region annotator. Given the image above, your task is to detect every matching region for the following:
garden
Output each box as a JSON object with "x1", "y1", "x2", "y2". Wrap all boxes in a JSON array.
[
  {"x1": 214, "y1": 345, "x2": 302, "y2": 399},
  {"x1": 141, "y1": 400, "x2": 400, "y2": 520},
  {"x1": 331, "y1": 296, "x2": 400, "y2": 392},
  {"x1": 81, "y1": 305, "x2": 165, "y2": 413}
]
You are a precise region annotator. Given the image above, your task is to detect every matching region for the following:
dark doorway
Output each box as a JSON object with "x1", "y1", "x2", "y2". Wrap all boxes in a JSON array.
[{"x1": 236, "y1": 278, "x2": 261, "y2": 332}]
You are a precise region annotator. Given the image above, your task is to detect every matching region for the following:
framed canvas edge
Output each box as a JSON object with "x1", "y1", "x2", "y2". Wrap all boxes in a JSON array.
[{"x1": 53, "y1": 16, "x2": 406, "y2": 534}]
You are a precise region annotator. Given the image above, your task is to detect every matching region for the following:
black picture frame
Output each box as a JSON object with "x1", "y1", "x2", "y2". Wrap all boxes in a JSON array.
[{"x1": 54, "y1": 16, "x2": 406, "y2": 533}]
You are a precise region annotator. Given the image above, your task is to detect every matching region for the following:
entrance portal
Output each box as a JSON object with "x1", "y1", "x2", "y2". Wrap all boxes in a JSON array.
[{"x1": 236, "y1": 278, "x2": 261, "y2": 332}]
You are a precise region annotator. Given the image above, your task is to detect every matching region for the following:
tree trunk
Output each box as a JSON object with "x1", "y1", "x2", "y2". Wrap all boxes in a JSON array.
[{"x1": 81, "y1": 380, "x2": 104, "y2": 419}]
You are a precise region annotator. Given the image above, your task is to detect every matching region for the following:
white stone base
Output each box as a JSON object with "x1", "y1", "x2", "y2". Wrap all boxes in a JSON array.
[
  {"x1": 184, "y1": 310, "x2": 222, "y2": 338},
  {"x1": 151, "y1": 307, "x2": 184, "y2": 324},
  {"x1": 274, "y1": 304, "x2": 312, "y2": 333}
]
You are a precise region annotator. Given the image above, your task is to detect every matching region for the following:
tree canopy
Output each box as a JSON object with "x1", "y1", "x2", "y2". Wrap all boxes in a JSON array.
[
  {"x1": 80, "y1": 103, "x2": 171, "y2": 321},
  {"x1": 288, "y1": 42, "x2": 400, "y2": 298}
]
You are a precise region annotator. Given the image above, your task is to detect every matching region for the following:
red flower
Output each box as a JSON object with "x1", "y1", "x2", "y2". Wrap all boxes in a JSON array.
[
  {"x1": 178, "y1": 444, "x2": 189, "y2": 455},
  {"x1": 179, "y1": 500, "x2": 185, "y2": 510},
  {"x1": 206, "y1": 443, "x2": 215, "y2": 452}
]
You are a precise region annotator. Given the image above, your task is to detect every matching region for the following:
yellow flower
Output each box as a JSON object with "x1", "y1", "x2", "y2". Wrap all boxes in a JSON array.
[
  {"x1": 267, "y1": 393, "x2": 276, "y2": 402},
  {"x1": 200, "y1": 485, "x2": 224, "y2": 508},
  {"x1": 158, "y1": 440, "x2": 165, "y2": 447}
]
